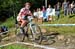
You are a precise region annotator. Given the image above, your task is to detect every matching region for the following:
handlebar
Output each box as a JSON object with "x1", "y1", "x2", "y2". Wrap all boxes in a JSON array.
[{"x1": 27, "y1": 16, "x2": 33, "y2": 22}]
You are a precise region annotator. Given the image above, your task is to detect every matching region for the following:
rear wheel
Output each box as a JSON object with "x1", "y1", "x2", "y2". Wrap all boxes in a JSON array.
[
  {"x1": 15, "y1": 24, "x2": 20, "y2": 35},
  {"x1": 15, "y1": 24, "x2": 25, "y2": 41}
]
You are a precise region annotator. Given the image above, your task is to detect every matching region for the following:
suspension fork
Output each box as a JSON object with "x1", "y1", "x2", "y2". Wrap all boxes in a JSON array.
[{"x1": 30, "y1": 23, "x2": 36, "y2": 39}]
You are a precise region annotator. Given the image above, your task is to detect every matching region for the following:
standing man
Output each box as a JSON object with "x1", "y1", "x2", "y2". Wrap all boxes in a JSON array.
[
  {"x1": 71, "y1": 1, "x2": 75, "y2": 14},
  {"x1": 62, "y1": 0, "x2": 68, "y2": 16},
  {"x1": 55, "y1": 2, "x2": 60, "y2": 20}
]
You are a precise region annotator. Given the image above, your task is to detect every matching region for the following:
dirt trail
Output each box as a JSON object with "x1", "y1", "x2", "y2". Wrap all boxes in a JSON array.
[{"x1": 0, "y1": 33, "x2": 75, "y2": 49}]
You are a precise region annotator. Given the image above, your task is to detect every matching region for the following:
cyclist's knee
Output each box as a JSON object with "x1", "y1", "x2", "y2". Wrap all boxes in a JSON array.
[
  {"x1": 22, "y1": 20, "x2": 26, "y2": 24},
  {"x1": 21, "y1": 20, "x2": 27, "y2": 27}
]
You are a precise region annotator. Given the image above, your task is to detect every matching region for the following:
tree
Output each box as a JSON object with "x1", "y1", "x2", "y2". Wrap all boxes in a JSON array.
[{"x1": 0, "y1": 0, "x2": 44, "y2": 22}]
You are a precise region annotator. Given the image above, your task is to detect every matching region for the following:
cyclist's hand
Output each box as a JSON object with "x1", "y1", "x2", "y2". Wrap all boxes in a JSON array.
[{"x1": 28, "y1": 16, "x2": 33, "y2": 21}]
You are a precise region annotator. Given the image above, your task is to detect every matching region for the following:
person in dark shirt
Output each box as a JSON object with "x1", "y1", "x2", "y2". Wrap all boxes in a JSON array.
[
  {"x1": 71, "y1": 1, "x2": 75, "y2": 14},
  {"x1": 73, "y1": 4, "x2": 75, "y2": 14},
  {"x1": 2, "y1": 26, "x2": 8, "y2": 32},
  {"x1": 0, "y1": 26, "x2": 8, "y2": 35},
  {"x1": 55, "y1": 2, "x2": 60, "y2": 20}
]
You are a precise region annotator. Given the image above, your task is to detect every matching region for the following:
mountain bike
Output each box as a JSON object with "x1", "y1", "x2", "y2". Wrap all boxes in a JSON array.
[{"x1": 15, "y1": 16, "x2": 42, "y2": 44}]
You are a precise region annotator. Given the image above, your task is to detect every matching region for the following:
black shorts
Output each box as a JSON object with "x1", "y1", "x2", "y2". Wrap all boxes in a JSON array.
[{"x1": 22, "y1": 16, "x2": 28, "y2": 20}]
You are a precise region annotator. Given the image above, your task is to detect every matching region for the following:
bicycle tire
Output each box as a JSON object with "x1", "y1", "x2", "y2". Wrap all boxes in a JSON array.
[
  {"x1": 30, "y1": 24, "x2": 42, "y2": 44},
  {"x1": 15, "y1": 24, "x2": 20, "y2": 35},
  {"x1": 15, "y1": 24, "x2": 24, "y2": 41}
]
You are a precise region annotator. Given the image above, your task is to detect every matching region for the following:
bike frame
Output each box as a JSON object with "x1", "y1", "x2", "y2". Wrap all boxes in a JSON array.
[{"x1": 27, "y1": 17, "x2": 36, "y2": 38}]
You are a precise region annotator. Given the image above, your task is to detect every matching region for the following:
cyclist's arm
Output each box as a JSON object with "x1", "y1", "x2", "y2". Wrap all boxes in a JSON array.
[
  {"x1": 18, "y1": 8, "x2": 24, "y2": 17},
  {"x1": 28, "y1": 11, "x2": 33, "y2": 16},
  {"x1": 27, "y1": 11, "x2": 33, "y2": 20}
]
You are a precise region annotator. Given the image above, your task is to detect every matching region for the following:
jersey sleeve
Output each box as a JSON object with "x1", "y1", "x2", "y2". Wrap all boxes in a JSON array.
[
  {"x1": 28, "y1": 11, "x2": 33, "y2": 16},
  {"x1": 18, "y1": 8, "x2": 24, "y2": 16}
]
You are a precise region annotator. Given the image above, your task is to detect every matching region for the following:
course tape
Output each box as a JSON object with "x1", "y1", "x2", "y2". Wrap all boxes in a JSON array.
[
  {"x1": 0, "y1": 41, "x2": 56, "y2": 49},
  {"x1": 17, "y1": 42, "x2": 56, "y2": 49},
  {"x1": 39, "y1": 24, "x2": 75, "y2": 26},
  {"x1": 0, "y1": 42, "x2": 17, "y2": 47}
]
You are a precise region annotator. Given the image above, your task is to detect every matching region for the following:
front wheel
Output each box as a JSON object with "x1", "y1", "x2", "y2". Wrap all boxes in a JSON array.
[{"x1": 30, "y1": 24, "x2": 42, "y2": 44}]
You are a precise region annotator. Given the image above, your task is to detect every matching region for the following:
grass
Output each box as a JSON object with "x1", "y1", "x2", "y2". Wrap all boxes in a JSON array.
[
  {"x1": 41, "y1": 26, "x2": 75, "y2": 35},
  {"x1": 43, "y1": 14, "x2": 75, "y2": 24},
  {"x1": 0, "y1": 17, "x2": 15, "y2": 28},
  {"x1": 41, "y1": 14, "x2": 75, "y2": 35},
  {"x1": 0, "y1": 44, "x2": 35, "y2": 49},
  {"x1": 0, "y1": 14, "x2": 75, "y2": 49},
  {"x1": 0, "y1": 14, "x2": 75, "y2": 28},
  {"x1": 0, "y1": 14, "x2": 75, "y2": 35}
]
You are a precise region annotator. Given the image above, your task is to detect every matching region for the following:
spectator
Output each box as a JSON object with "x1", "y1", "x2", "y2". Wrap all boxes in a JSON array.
[
  {"x1": 73, "y1": 3, "x2": 75, "y2": 14},
  {"x1": 33, "y1": 9, "x2": 38, "y2": 18},
  {"x1": 42, "y1": 6, "x2": 46, "y2": 21},
  {"x1": 1, "y1": 26, "x2": 8, "y2": 32},
  {"x1": 37, "y1": 8, "x2": 43, "y2": 18},
  {"x1": 62, "y1": 0, "x2": 68, "y2": 16},
  {"x1": 42, "y1": 6, "x2": 46, "y2": 12},
  {"x1": 3, "y1": 26, "x2": 8, "y2": 32},
  {"x1": 55, "y1": 2, "x2": 60, "y2": 20},
  {"x1": 71, "y1": 1, "x2": 75, "y2": 14},
  {"x1": 37, "y1": 8, "x2": 43, "y2": 24},
  {"x1": 68, "y1": 4, "x2": 71, "y2": 15},
  {"x1": 46, "y1": 4, "x2": 53, "y2": 21},
  {"x1": 0, "y1": 26, "x2": 8, "y2": 35},
  {"x1": 66, "y1": 1, "x2": 70, "y2": 15}
]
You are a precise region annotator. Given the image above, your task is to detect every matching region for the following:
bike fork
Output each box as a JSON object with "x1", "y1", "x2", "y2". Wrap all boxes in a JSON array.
[{"x1": 30, "y1": 25, "x2": 36, "y2": 40}]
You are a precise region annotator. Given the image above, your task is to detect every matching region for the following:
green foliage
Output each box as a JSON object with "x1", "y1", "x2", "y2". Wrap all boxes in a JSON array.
[
  {"x1": 0, "y1": 17, "x2": 15, "y2": 28},
  {"x1": 0, "y1": 0, "x2": 44, "y2": 22},
  {"x1": 0, "y1": 0, "x2": 21, "y2": 22}
]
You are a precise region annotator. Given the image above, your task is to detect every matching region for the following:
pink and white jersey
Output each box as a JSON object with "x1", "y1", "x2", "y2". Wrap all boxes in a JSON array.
[
  {"x1": 18, "y1": 8, "x2": 31, "y2": 17},
  {"x1": 17, "y1": 8, "x2": 32, "y2": 21}
]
